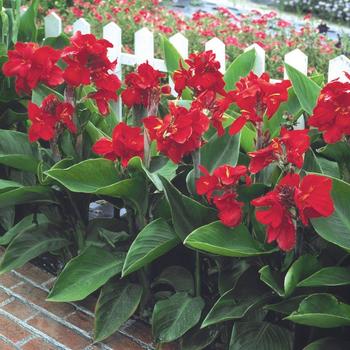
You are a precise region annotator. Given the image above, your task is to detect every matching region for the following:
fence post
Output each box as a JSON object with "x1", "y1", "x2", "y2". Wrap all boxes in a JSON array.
[
  {"x1": 73, "y1": 18, "x2": 91, "y2": 35},
  {"x1": 205, "y1": 37, "x2": 226, "y2": 73},
  {"x1": 328, "y1": 55, "x2": 350, "y2": 82},
  {"x1": 134, "y1": 28, "x2": 154, "y2": 66},
  {"x1": 103, "y1": 22, "x2": 122, "y2": 121},
  {"x1": 284, "y1": 49, "x2": 308, "y2": 129},
  {"x1": 44, "y1": 13, "x2": 62, "y2": 38},
  {"x1": 245, "y1": 43, "x2": 265, "y2": 76}
]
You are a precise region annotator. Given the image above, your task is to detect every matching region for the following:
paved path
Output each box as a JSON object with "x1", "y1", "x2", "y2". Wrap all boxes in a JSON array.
[{"x1": 0, "y1": 249, "x2": 176, "y2": 350}]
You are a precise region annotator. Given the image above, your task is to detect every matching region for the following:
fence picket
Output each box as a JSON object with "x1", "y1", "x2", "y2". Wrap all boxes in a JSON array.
[
  {"x1": 284, "y1": 49, "x2": 308, "y2": 79},
  {"x1": 205, "y1": 37, "x2": 225, "y2": 73},
  {"x1": 245, "y1": 43, "x2": 265, "y2": 76},
  {"x1": 44, "y1": 12, "x2": 62, "y2": 38},
  {"x1": 73, "y1": 18, "x2": 91, "y2": 35},
  {"x1": 328, "y1": 55, "x2": 350, "y2": 82},
  {"x1": 134, "y1": 28, "x2": 154, "y2": 66}
]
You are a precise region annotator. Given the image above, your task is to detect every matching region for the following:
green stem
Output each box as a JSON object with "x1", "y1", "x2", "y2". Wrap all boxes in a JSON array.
[{"x1": 195, "y1": 252, "x2": 201, "y2": 296}]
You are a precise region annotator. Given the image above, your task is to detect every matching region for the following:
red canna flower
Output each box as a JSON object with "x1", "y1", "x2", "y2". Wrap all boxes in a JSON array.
[
  {"x1": 27, "y1": 94, "x2": 75, "y2": 142},
  {"x1": 143, "y1": 103, "x2": 209, "y2": 163},
  {"x1": 3, "y1": 43, "x2": 64, "y2": 94},
  {"x1": 248, "y1": 128, "x2": 310, "y2": 174},
  {"x1": 229, "y1": 72, "x2": 291, "y2": 135},
  {"x1": 308, "y1": 79, "x2": 350, "y2": 143},
  {"x1": 121, "y1": 62, "x2": 169, "y2": 110},
  {"x1": 92, "y1": 122, "x2": 143, "y2": 167},
  {"x1": 252, "y1": 173, "x2": 334, "y2": 251},
  {"x1": 173, "y1": 51, "x2": 225, "y2": 97},
  {"x1": 196, "y1": 164, "x2": 250, "y2": 228}
]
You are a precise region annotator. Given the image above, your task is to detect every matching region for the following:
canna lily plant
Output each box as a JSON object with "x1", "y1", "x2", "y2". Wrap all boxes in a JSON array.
[{"x1": 0, "y1": 10, "x2": 350, "y2": 349}]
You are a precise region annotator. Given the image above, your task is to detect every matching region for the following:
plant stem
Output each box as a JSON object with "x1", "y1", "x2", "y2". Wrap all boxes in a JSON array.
[{"x1": 195, "y1": 252, "x2": 201, "y2": 296}]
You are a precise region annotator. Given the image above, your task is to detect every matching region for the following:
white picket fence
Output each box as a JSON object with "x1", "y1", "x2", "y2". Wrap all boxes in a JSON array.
[{"x1": 44, "y1": 13, "x2": 350, "y2": 119}]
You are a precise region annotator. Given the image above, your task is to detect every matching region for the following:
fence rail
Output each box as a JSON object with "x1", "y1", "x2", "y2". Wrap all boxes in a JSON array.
[{"x1": 44, "y1": 12, "x2": 350, "y2": 119}]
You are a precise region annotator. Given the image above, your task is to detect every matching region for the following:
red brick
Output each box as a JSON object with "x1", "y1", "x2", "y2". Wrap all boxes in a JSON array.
[
  {"x1": 2, "y1": 299, "x2": 35, "y2": 320},
  {"x1": 161, "y1": 342, "x2": 180, "y2": 350},
  {"x1": 16, "y1": 264, "x2": 52, "y2": 285},
  {"x1": 105, "y1": 333, "x2": 144, "y2": 350},
  {"x1": 0, "y1": 289, "x2": 10, "y2": 303},
  {"x1": 0, "y1": 272, "x2": 22, "y2": 288},
  {"x1": 0, "y1": 315, "x2": 30, "y2": 342},
  {"x1": 0, "y1": 339, "x2": 15, "y2": 350},
  {"x1": 123, "y1": 320, "x2": 153, "y2": 345},
  {"x1": 66, "y1": 310, "x2": 94, "y2": 333},
  {"x1": 28, "y1": 314, "x2": 90, "y2": 350},
  {"x1": 12, "y1": 283, "x2": 75, "y2": 317},
  {"x1": 21, "y1": 338, "x2": 57, "y2": 350}
]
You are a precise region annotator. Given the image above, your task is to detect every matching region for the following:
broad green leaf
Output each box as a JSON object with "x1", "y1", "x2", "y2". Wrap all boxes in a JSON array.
[
  {"x1": 265, "y1": 295, "x2": 306, "y2": 315},
  {"x1": 160, "y1": 176, "x2": 216, "y2": 241},
  {"x1": 0, "y1": 223, "x2": 69, "y2": 274},
  {"x1": 153, "y1": 266, "x2": 194, "y2": 294},
  {"x1": 85, "y1": 121, "x2": 108, "y2": 144},
  {"x1": 184, "y1": 221, "x2": 276, "y2": 257},
  {"x1": 181, "y1": 327, "x2": 219, "y2": 350},
  {"x1": 229, "y1": 321, "x2": 293, "y2": 350},
  {"x1": 285, "y1": 293, "x2": 350, "y2": 328},
  {"x1": 303, "y1": 150, "x2": 340, "y2": 178},
  {"x1": 200, "y1": 129, "x2": 240, "y2": 172},
  {"x1": 284, "y1": 255, "x2": 320, "y2": 297},
  {"x1": 224, "y1": 49, "x2": 256, "y2": 91},
  {"x1": 298, "y1": 267, "x2": 350, "y2": 287},
  {"x1": 122, "y1": 218, "x2": 179, "y2": 276},
  {"x1": 317, "y1": 142, "x2": 350, "y2": 163},
  {"x1": 46, "y1": 159, "x2": 146, "y2": 214},
  {"x1": 0, "y1": 214, "x2": 47, "y2": 245},
  {"x1": 32, "y1": 84, "x2": 64, "y2": 106},
  {"x1": 303, "y1": 337, "x2": 350, "y2": 350},
  {"x1": 18, "y1": 0, "x2": 39, "y2": 41},
  {"x1": 94, "y1": 280, "x2": 143, "y2": 341},
  {"x1": 0, "y1": 179, "x2": 22, "y2": 193},
  {"x1": 0, "y1": 186, "x2": 55, "y2": 209},
  {"x1": 201, "y1": 288, "x2": 270, "y2": 328},
  {"x1": 43, "y1": 32, "x2": 70, "y2": 49},
  {"x1": 311, "y1": 176, "x2": 350, "y2": 250},
  {"x1": 152, "y1": 292, "x2": 204, "y2": 343},
  {"x1": 259, "y1": 266, "x2": 284, "y2": 297},
  {"x1": 128, "y1": 156, "x2": 177, "y2": 191},
  {"x1": 48, "y1": 246, "x2": 125, "y2": 302},
  {"x1": 284, "y1": 63, "x2": 321, "y2": 115},
  {"x1": 0, "y1": 130, "x2": 39, "y2": 172}
]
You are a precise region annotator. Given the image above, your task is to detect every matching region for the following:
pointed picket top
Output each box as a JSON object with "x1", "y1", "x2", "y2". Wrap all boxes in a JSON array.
[
  {"x1": 134, "y1": 27, "x2": 154, "y2": 65},
  {"x1": 245, "y1": 43, "x2": 265, "y2": 76},
  {"x1": 73, "y1": 18, "x2": 91, "y2": 35},
  {"x1": 44, "y1": 12, "x2": 62, "y2": 38},
  {"x1": 205, "y1": 37, "x2": 225, "y2": 73},
  {"x1": 103, "y1": 22, "x2": 122, "y2": 66},
  {"x1": 169, "y1": 33, "x2": 188, "y2": 59},
  {"x1": 328, "y1": 55, "x2": 350, "y2": 82},
  {"x1": 284, "y1": 49, "x2": 308, "y2": 79}
]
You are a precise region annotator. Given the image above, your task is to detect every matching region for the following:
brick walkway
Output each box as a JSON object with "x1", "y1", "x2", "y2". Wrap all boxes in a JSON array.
[{"x1": 0, "y1": 250, "x2": 175, "y2": 350}]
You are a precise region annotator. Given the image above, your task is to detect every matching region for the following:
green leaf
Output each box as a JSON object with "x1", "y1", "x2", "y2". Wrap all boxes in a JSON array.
[
  {"x1": 311, "y1": 176, "x2": 350, "y2": 250},
  {"x1": 161, "y1": 35, "x2": 186, "y2": 74},
  {"x1": 0, "y1": 223, "x2": 69, "y2": 274},
  {"x1": 297, "y1": 267, "x2": 350, "y2": 287},
  {"x1": 32, "y1": 84, "x2": 64, "y2": 105},
  {"x1": 122, "y1": 218, "x2": 179, "y2": 276},
  {"x1": 284, "y1": 63, "x2": 321, "y2": 115},
  {"x1": 181, "y1": 327, "x2": 219, "y2": 350},
  {"x1": 229, "y1": 321, "x2": 293, "y2": 350},
  {"x1": 0, "y1": 214, "x2": 47, "y2": 245},
  {"x1": 94, "y1": 280, "x2": 143, "y2": 342},
  {"x1": 224, "y1": 49, "x2": 256, "y2": 91},
  {"x1": 303, "y1": 337, "x2": 350, "y2": 350},
  {"x1": 85, "y1": 121, "x2": 108, "y2": 144},
  {"x1": 160, "y1": 176, "x2": 216, "y2": 241},
  {"x1": 0, "y1": 130, "x2": 39, "y2": 172},
  {"x1": 48, "y1": 246, "x2": 125, "y2": 302},
  {"x1": 153, "y1": 266, "x2": 194, "y2": 294},
  {"x1": 265, "y1": 295, "x2": 306, "y2": 315},
  {"x1": 259, "y1": 266, "x2": 284, "y2": 297},
  {"x1": 285, "y1": 293, "x2": 350, "y2": 328},
  {"x1": 43, "y1": 33, "x2": 70, "y2": 49},
  {"x1": 18, "y1": 0, "x2": 39, "y2": 41},
  {"x1": 201, "y1": 288, "x2": 270, "y2": 328},
  {"x1": 0, "y1": 186, "x2": 55, "y2": 209},
  {"x1": 152, "y1": 292, "x2": 204, "y2": 343},
  {"x1": 284, "y1": 255, "x2": 320, "y2": 297},
  {"x1": 200, "y1": 129, "x2": 240, "y2": 172},
  {"x1": 317, "y1": 142, "x2": 350, "y2": 163},
  {"x1": 184, "y1": 221, "x2": 276, "y2": 257},
  {"x1": 0, "y1": 179, "x2": 22, "y2": 193}
]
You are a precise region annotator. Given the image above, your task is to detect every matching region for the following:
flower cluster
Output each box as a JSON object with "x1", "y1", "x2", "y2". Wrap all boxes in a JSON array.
[
  {"x1": 252, "y1": 173, "x2": 334, "y2": 251},
  {"x1": 196, "y1": 165, "x2": 251, "y2": 227},
  {"x1": 143, "y1": 103, "x2": 209, "y2": 163},
  {"x1": 308, "y1": 77, "x2": 350, "y2": 144},
  {"x1": 92, "y1": 122, "x2": 144, "y2": 167},
  {"x1": 28, "y1": 94, "x2": 75, "y2": 142}
]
